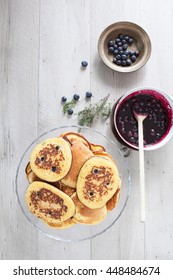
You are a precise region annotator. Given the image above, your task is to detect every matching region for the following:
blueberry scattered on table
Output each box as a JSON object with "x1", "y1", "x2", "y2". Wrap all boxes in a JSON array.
[
  {"x1": 73, "y1": 94, "x2": 80, "y2": 101},
  {"x1": 86, "y1": 91, "x2": 92, "y2": 98},
  {"x1": 61, "y1": 96, "x2": 67, "y2": 102},
  {"x1": 81, "y1": 61, "x2": 88, "y2": 67},
  {"x1": 67, "y1": 108, "x2": 73, "y2": 115},
  {"x1": 108, "y1": 33, "x2": 139, "y2": 67}
]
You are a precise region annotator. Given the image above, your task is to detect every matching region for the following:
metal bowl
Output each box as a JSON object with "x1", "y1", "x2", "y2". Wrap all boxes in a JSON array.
[{"x1": 98, "y1": 21, "x2": 151, "y2": 73}]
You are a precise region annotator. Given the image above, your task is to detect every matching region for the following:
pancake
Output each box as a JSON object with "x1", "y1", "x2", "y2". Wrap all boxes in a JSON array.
[
  {"x1": 106, "y1": 187, "x2": 121, "y2": 212},
  {"x1": 61, "y1": 140, "x2": 93, "y2": 188},
  {"x1": 42, "y1": 217, "x2": 76, "y2": 229},
  {"x1": 26, "y1": 181, "x2": 75, "y2": 223},
  {"x1": 30, "y1": 137, "x2": 72, "y2": 182},
  {"x1": 60, "y1": 132, "x2": 91, "y2": 149},
  {"x1": 25, "y1": 162, "x2": 32, "y2": 175},
  {"x1": 77, "y1": 156, "x2": 120, "y2": 209},
  {"x1": 54, "y1": 182, "x2": 76, "y2": 197},
  {"x1": 25, "y1": 162, "x2": 43, "y2": 183},
  {"x1": 71, "y1": 193, "x2": 107, "y2": 225},
  {"x1": 90, "y1": 143, "x2": 105, "y2": 152},
  {"x1": 93, "y1": 151, "x2": 114, "y2": 163}
]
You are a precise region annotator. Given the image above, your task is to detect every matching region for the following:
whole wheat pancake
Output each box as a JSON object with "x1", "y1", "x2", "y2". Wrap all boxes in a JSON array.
[
  {"x1": 77, "y1": 156, "x2": 120, "y2": 209},
  {"x1": 60, "y1": 132, "x2": 91, "y2": 149},
  {"x1": 30, "y1": 137, "x2": 72, "y2": 182},
  {"x1": 61, "y1": 140, "x2": 93, "y2": 188},
  {"x1": 26, "y1": 181, "x2": 75, "y2": 223},
  {"x1": 71, "y1": 193, "x2": 107, "y2": 225},
  {"x1": 42, "y1": 217, "x2": 76, "y2": 229}
]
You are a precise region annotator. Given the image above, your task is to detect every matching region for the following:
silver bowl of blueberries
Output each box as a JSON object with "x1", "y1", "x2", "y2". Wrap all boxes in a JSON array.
[{"x1": 98, "y1": 21, "x2": 151, "y2": 73}]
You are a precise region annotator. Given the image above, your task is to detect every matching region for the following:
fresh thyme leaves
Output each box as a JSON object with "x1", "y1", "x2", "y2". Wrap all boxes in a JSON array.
[
  {"x1": 77, "y1": 94, "x2": 111, "y2": 126},
  {"x1": 63, "y1": 99, "x2": 77, "y2": 114}
]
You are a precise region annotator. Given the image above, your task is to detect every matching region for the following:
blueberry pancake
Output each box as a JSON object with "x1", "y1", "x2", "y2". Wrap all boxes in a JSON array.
[
  {"x1": 77, "y1": 156, "x2": 120, "y2": 209},
  {"x1": 30, "y1": 138, "x2": 72, "y2": 182},
  {"x1": 26, "y1": 182, "x2": 75, "y2": 223}
]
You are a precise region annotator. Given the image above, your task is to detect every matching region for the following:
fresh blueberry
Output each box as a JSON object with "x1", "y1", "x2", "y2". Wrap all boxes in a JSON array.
[
  {"x1": 121, "y1": 60, "x2": 127, "y2": 66},
  {"x1": 118, "y1": 46, "x2": 123, "y2": 51},
  {"x1": 86, "y1": 91, "x2": 92, "y2": 98},
  {"x1": 119, "y1": 50, "x2": 124, "y2": 55},
  {"x1": 108, "y1": 40, "x2": 114, "y2": 47},
  {"x1": 113, "y1": 58, "x2": 117, "y2": 64},
  {"x1": 67, "y1": 108, "x2": 73, "y2": 115},
  {"x1": 130, "y1": 51, "x2": 136, "y2": 56},
  {"x1": 128, "y1": 37, "x2": 133, "y2": 44},
  {"x1": 113, "y1": 44, "x2": 118, "y2": 49},
  {"x1": 115, "y1": 38, "x2": 121, "y2": 43},
  {"x1": 135, "y1": 50, "x2": 139, "y2": 57},
  {"x1": 114, "y1": 49, "x2": 119, "y2": 55},
  {"x1": 126, "y1": 59, "x2": 132, "y2": 66},
  {"x1": 108, "y1": 47, "x2": 114, "y2": 53},
  {"x1": 122, "y1": 54, "x2": 127, "y2": 60},
  {"x1": 117, "y1": 42, "x2": 122, "y2": 47},
  {"x1": 131, "y1": 55, "x2": 137, "y2": 62},
  {"x1": 119, "y1": 34, "x2": 124, "y2": 40},
  {"x1": 81, "y1": 61, "x2": 88, "y2": 67},
  {"x1": 122, "y1": 39, "x2": 127, "y2": 45},
  {"x1": 73, "y1": 94, "x2": 80, "y2": 101},
  {"x1": 61, "y1": 96, "x2": 67, "y2": 102},
  {"x1": 124, "y1": 50, "x2": 129, "y2": 56},
  {"x1": 116, "y1": 60, "x2": 121, "y2": 65},
  {"x1": 124, "y1": 35, "x2": 130, "y2": 41},
  {"x1": 123, "y1": 44, "x2": 128, "y2": 50},
  {"x1": 116, "y1": 54, "x2": 121, "y2": 60}
]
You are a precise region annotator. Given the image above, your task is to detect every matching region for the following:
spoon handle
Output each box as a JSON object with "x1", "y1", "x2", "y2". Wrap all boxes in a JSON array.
[{"x1": 138, "y1": 119, "x2": 146, "y2": 222}]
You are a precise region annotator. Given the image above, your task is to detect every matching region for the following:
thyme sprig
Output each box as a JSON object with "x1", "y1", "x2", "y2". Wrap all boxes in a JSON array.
[{"x1": 77, "y1": 94, "x2": 111, "y2": 126}]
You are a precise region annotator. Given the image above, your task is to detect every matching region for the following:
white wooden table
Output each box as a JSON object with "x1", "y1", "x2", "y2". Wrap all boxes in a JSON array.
[{"x1": 1, "y1": 0, "x2": 173, "y2": 260}]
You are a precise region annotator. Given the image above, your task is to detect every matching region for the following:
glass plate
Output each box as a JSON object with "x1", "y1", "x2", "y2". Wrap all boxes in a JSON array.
[{"x1": 15, "y1": 125, "x2": 131, "y2": 242}]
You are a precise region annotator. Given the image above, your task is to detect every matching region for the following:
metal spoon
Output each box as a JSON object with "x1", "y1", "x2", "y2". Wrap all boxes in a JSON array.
[{"x1": 133, "y1": 110, "x2": 148, "y2": 222}]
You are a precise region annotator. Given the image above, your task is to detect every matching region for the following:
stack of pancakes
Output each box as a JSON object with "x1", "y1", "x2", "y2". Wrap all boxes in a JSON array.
[{"x1": 25, "y1": 132, "x2": 121, "y2": 229}]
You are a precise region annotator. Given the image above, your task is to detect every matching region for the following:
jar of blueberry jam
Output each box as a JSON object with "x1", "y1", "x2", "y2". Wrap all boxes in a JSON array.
[{"x1": 111, "y1": 88, "x2": 173, "y2": 150}]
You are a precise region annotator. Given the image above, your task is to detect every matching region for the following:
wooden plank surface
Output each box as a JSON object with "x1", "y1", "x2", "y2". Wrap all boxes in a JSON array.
[{"x1": 0, "y1": 0, "x2": 173, "y2": 260}]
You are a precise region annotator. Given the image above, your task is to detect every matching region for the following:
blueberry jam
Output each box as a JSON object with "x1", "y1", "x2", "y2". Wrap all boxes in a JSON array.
[{"x1": 115, "y1": 91, "x2": 172, "y2": 148}]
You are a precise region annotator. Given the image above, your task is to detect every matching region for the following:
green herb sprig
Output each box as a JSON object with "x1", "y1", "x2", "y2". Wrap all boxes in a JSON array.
[
  {"x1": 77, "y1": 94, "x2": 111, "y2": 126},
  {"x1": 63, "y1": 99, "x2": 77, "y2": 114}
]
